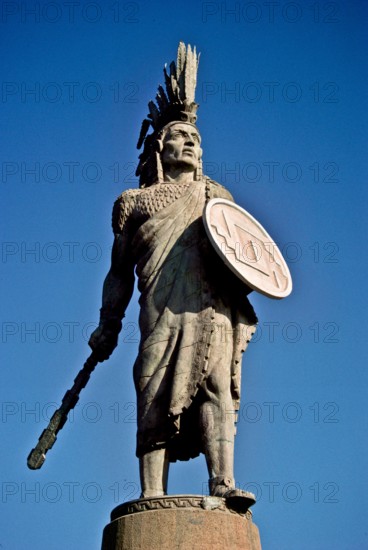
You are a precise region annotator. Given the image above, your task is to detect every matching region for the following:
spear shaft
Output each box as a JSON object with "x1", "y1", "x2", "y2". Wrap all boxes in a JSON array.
[{"x1": 27, "y1": 351, "x2": 99, "y2": 470}]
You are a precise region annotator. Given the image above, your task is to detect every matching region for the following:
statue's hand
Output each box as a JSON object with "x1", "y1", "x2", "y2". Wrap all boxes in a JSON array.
[{"x1": 88, "y1": 321, "x2": 121, "y2": 361}]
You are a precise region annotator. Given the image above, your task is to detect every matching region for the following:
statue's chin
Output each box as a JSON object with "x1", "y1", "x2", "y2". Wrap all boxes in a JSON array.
[{"x1": 164, "y1": 160, "x2": 198, "y2": 172}]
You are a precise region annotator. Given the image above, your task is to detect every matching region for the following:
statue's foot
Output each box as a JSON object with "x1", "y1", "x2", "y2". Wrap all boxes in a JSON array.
[
  {"x1": 209, "y1": 477, "x2": 256, "y2": 514},
  {"x1": 221, "y1": 488, "x2": 256, "y2": 514}
]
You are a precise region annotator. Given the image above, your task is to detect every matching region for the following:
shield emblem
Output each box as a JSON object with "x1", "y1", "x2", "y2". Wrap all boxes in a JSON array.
[{"x1": 203, "y1": 198, "x2": 292, "y2": 299}]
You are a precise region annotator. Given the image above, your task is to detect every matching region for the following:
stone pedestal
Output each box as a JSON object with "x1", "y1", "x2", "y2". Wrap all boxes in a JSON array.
[{"x1": 101, "y1": 495, "x2": 262, "y2": 550}]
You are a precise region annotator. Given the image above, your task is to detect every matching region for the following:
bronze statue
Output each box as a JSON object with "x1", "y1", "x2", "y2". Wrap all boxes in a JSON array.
[{"x1": 88, "y1": 43, "x2": 260, "y2": 505}]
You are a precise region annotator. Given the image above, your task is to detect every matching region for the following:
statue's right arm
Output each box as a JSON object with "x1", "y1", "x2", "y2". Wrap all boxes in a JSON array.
[
  {"x1": 89, "y1": 231, "x2": 135, "y2": 361},
  {"x1": 102, "y1": 232, "x2": 135, "y2": 316}
]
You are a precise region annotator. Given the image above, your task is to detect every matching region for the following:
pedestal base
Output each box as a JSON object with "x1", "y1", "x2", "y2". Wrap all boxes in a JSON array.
[{"x1": 101, "y1": 495, "x2": 262, "y2": 550}]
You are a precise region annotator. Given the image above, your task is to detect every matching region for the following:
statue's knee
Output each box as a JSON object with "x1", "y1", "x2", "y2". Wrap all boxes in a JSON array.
[{"x1": 204, "y1": 373, "x2": 231, "y2": 404}]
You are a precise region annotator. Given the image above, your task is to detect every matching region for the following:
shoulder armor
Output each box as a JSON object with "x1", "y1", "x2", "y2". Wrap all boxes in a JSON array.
[
  {"x1": 204, "y1": 177, "x2": 234, "y2": 201},
  {"x1": 112, "y1": 189, "x2": 139, "y2": 234}
]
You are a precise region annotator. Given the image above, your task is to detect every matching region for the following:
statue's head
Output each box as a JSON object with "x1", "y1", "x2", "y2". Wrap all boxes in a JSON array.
[
  {"x1": 136, "y1": 43, "x2": 202, "y2": 187},
  {"x1": 159, "y1": 121, "x2": 202, "y2": 176}
]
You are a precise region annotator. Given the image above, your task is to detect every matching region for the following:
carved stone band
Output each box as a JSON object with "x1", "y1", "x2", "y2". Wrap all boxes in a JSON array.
[{"x1": 110, "y1": 494, "x2": 254, "y2": 521}]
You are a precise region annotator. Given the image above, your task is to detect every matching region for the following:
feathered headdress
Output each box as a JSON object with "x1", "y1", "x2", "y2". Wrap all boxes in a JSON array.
[{"x1": 136, "y1": 42, "x2": 200, "y2": 187}]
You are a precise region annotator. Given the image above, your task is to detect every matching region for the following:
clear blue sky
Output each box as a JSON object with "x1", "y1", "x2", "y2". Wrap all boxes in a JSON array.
[{"x1": 1, "y1": 1, "x2": 367, "y2": 549}]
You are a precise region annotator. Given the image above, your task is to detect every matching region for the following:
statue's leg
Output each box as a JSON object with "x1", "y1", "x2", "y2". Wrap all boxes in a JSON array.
[
  {"x1": 139, "y1": 448, "x2": 169, "y2": 498},
  {"x1": 199, "y1": 318, "x2": 236, "y2": 494},
  {"x1": 199, "y1": 316, "x2": 256, "y2": 511},
  {"x1": 200, "y1": 360, "x2": 256, "y2": 512},
  {"x1": 199, "y1": 370, "x2": 236, "y2": 491}
]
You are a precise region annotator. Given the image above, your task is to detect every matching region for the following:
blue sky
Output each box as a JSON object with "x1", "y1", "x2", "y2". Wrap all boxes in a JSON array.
[{"x1": 1, "y1": 1, "x2": 367, "y2": 548}]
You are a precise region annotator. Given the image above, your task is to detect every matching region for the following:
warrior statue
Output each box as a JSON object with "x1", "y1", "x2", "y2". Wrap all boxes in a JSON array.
[{"x1": 89, "y1": 43, "x2": 260, "y2": 504}]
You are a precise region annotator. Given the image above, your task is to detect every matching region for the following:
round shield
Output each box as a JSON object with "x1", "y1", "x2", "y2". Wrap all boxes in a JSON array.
[{"x1": 203, "y1": 198, "x2": 292, "y2": 299}]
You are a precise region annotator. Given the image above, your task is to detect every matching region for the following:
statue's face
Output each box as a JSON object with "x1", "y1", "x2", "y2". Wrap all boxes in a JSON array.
[{"x1": 161, "y1": 123, "x2": 202, "y2": 171}]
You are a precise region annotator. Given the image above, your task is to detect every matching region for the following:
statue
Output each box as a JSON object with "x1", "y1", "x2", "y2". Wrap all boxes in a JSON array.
[
  {"x1": 88, "y1": 43, "x2": 261, "y2": 506},
  {"x1": 27, "y1": 44, "x2": 291, "y2": 520}
]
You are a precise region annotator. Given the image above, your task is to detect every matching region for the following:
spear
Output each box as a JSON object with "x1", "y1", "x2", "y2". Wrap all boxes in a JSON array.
[{"x1": 27, "y1": 351, "x2": 99, "y2": 470}]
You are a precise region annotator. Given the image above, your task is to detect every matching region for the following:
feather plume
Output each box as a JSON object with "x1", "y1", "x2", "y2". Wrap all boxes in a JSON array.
[
  {"x1": 169, "y1": 61, "x2": 176, "y2": 77},
  {"x1": 137, "y1": 118, "x2": 151, "y2": 150},
  {"x1": 176, "y1": 46, "x2": 185, "y2": 100},
  {"x1": 184, "y1": 44, "x2": 193, "y2": 103},
  {"x1": 176, "y1": 42, "x2": 186, "y2": 79},
  {"x1": 148, "y1": 101, "x2": 159, "y2": 124},
  {"x1": 170, "y1": 75, "x2": 179, "y2": 100},
  {"x1": 155, "y1": 88, "x2": 167, "y2": 113},
  {"x1": 157, "y1": 85, "x2": 169, "y2": 108},
  {"x1": 163, "y1": 65, "x2": 176, "y2": 102}
]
